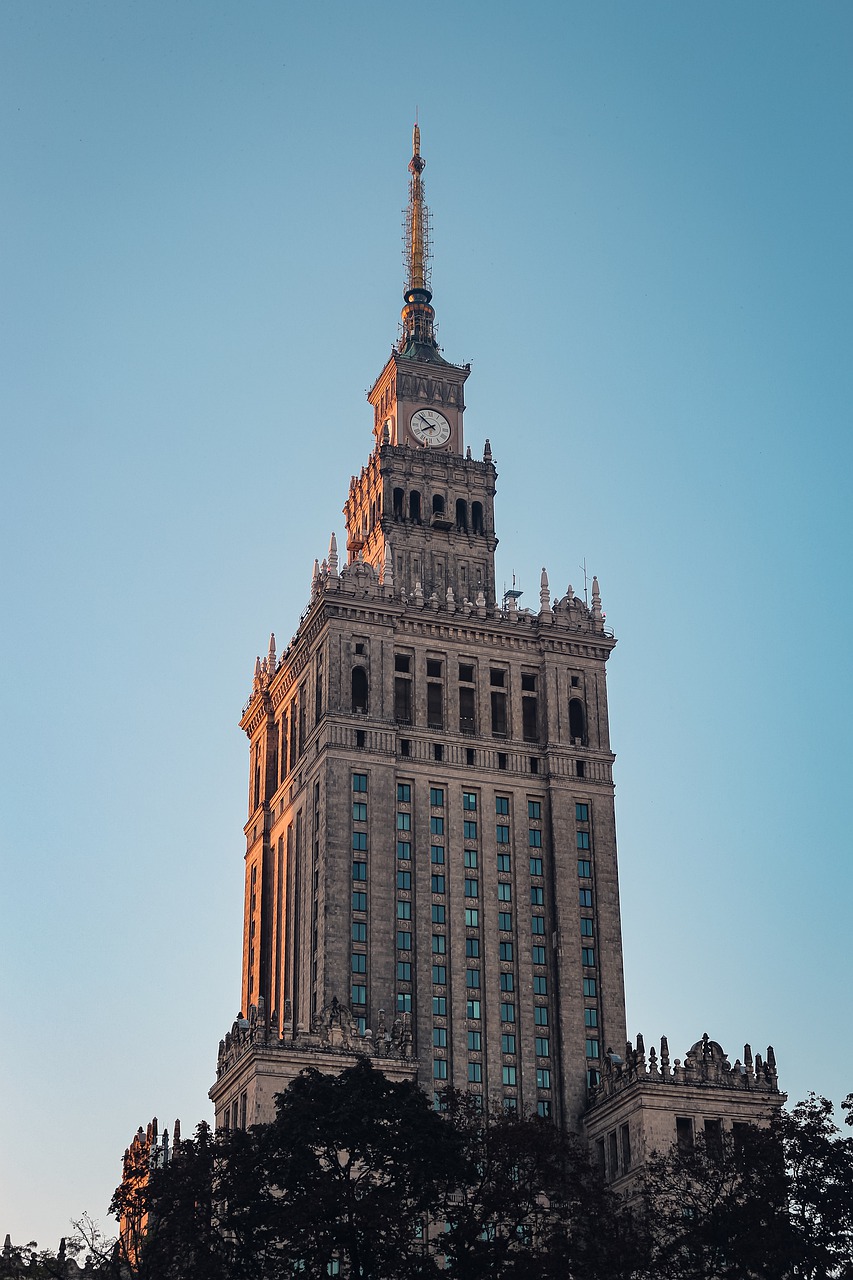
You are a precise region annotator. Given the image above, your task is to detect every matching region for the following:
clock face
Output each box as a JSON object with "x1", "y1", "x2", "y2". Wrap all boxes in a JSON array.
[{"x1": 410, "y1": 409, "x2": 451, "y2": 446}]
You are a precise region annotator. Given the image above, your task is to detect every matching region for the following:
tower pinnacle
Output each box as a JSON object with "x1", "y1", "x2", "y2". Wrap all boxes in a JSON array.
[{"x1": 401, "y1": 123, "x2": 437, "y2": 353}]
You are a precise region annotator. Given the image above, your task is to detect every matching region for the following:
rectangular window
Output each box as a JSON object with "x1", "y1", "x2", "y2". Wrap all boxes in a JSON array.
[
  {"x1": 352, "y1": 832, "x2": 368, "y2": 851},
  {"x1": 433, "y1": 996, "x2": 446, "y2": 1016},
  {"x1": 500, "y1": 972, "x2": 514, "y2": 992},
  {"x1": 464, "y1": 878, "x2": 479, "y2": 898},
  {"x1": 578, "y1": 859, "x2": 592, "y2": 878},
  {"x1": 432, "y1": 964, "x2": 446, "y2": 984},
  {"x1": 465, "y1": 937, "x2": 480, "y2": 957},
  {"x1": 352, "y1": 891, "x2": 367, "y2": 911},
  {"x1": 396, "y1": 993, "x2": 411, "y2": 1012},
  {"x1": 500, "y1": 1002, "x2": 516, "y2": 1023},
  {"x1": 464, "y1": 849, "x2": 478, "y2": 869},
  {"x1": 468, "y1": 1030, "x2": 482, "y2": 1050},
  {"x1": 576, "y1": 803, "x2": 589, "y2": 821},
  {"x1": 521, "y1": 673, "x2": 537, "y2": 692},
  {"x1": 431, "y1": 845, "x2": 445, "y2": 864},
  {"x1": 433, "y1": 1059, "x2": 448, "y2": 1080},
  {"x1": 432, "y1": 904, "x2": 446, "y2": 923},
  {"x1": 621, "y1": 1124, "x2": 632, "y2": 1171},
  {"x1": 466, "y1": 999, "x2": 481, "y2": 1020},
  {"x1": 498, "y1": 911, "x2": 513, "y2": 931},
  {"x1": 397, "y1": 812, "x2": 411, "y2": 831},
  {"x1": 531, "y1": 915, "x2": 545, "y2": 934},
  {"x1": 351, "y1": 953, "x2": 367, "y2": 973},
  {"x1": 533, "y1": 975, "x2": 548, "y2": 995},
  {"x1": 502, "y1": 1065, "x2": 517, "y2": 1086},
  {"x1": 463, "y1": 792, "x2": 478, "y2": 811},
  {"x1": 529, "y1": 829, "x2": 542, "y2": 847},
  {"x1": 534, "y1": 1006, "x2": 549, "y2": 1026},
  {"x1": 397, "y1": 900, "x2": 412, "y2": 920},
  {"x1": 582, "y1": 947, "x2": 595, "y2": 966},
  {"x1": 394, "y1": 677, "x2": 412, "y2": 724},
  {"x1": 464, "y1": 908, "x2": 480, "y2": 927},
  {"x1": 586, "y1": 1038, "x2": 600, "y2": 1059},
  {"x1": 501, "y1": 1033, "x2": 516, "y2": 1054},
  {"x1": 676, "y1": 1118, "x2": 694, "y2": 1153},
  {"x1": 535, "y1": 1036, "x2": 550, "y2": 1057},
  {"x1": 397, "y1": 931, "x2": 412, "y2": 950},
  {"x1": 522, "y1": 696, "x2": 538, "y2": 741},
  {"x1": 352, "y1": 861, "x2": 367, "y2": 881},
  {"x1": 579, "y1": 888, "x2": 592, "y2": 907},
  {"x1": 530, "y1": 856, "x2": 543, "y2": 876},
  {"x1": 351, "y1": 984, "x2": 366, "y2": 1004},
  {"x1": 352, "y1": 773, "x2": 368, "y2": 792},
  {"x1": 583, "y1": 977, "x2": 597, "y2": 997},
  {"x1": 497, "y1": 853, "x2": 511, "y2": 872},
  {"x1": 352, "y1": 922, "x2": 367, "y2": 942},
  {"x1": 537, "y1": 1100, "x2": 552, "y2": 1118},
  {"x1": 581, "y1": 918, "x2": 594, "y2": 936},
  {"x1": 397, "y1": 961, "x2": 412, "y2": 980},
  {"x1": 585, "y1": 1007, "x2": 598, "y2": 1027},
  {"x1": 495, "y1": 796, "x2": 509, "y2": 816},
  {"x1": 532, "y1": 945, "x2": 546, "y2": 964},
  {"x1": 397, "y1": 870, "x2": 411, "y2": 890},
  {"x1": 468, "y1": 1062, "x2": 482, "y2": 1083},
  {"x1": 430, "y1": 787, "x2": 444, "y2": 807},
  {"x1": 464, "y1": 820, "x2": 478, "y2": 840},
  {"x1": 499, "y1": 941, "x2": 514, "y2": 961},
  {"x1": 528, "y1": 801, "x2": 541, "y2": 819},
  {"x1": 459, "y1": 662, "x2": 475, "y2": 682},
  {"x1": 459, "y1": 687, "x2": 476, "y2": 734},
  {"x1": 427, "y1": 682, "x2": 443, "y2": 729},
  {"x1": 466, "y1": 969, "x2": 481, "y2": 989},
  {"x1": 430, "y1": 816, "x2": 445, "y2": 836},
  {"x1": 432, "y1": 934, "x2": 446, "y2": 953},
  {"x1": 352, "y1": 802, "x2": 367, "y2": 821},
  {"x1": 397, "y1": 841, "x2": 411, "y2": 860},
  {"x1": 431, "y1": 874, "x2": 445, "y2": 894},
  {"x1": 536, "y1": 1068, "x2": 551, "y2": 1089},
  {"x1": 577, "y1": 831, "x2": 590, "y2": 850},
  {"x1": 427, "y1": 658, "x2": 442, "y2": 678},
  {"x1": 433, "y1": 1027, "x2": 447, "y2": 1047},
  {"x1": 530, "y1": 886, "x2": 544, "y2": 905},
  {"x1": 397, "y1": 783, "x2": 411, "y2": 802},
  {"x1": 497, "y1": 882, "x2": 512, "y2": 901},
  {"x1": 395, "y1": 654, "x2": 411, "y2": 673},
  {"x1": 496, "y1": 824, "x2": 510, "y2": 844},
  {"x1": 491, "y1": 691, "x2": 507, "y2": 736}
]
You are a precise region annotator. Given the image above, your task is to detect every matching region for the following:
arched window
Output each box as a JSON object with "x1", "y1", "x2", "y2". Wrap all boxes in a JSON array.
[
  {"x1": 410, "y1": 491, "x2": 421, "y2": 523},
  {"x1": 569, "y1": 698, "x2": 586, "y2": 745},
  {"x1": 472, "y1": 502, "x2": 484, "y2": 535},
  {"x1": 393, "y1": 488, "x2": 404, "y2": 519},
  {"x1": 352, "y1": 667, "x2": 369, "y2": 714},
  {"x1": 455, "y1": 499, "x2": 468, "y2": 532},
  {"x1": 432, "y1": 494, "x2": 445, "y2": 515}
]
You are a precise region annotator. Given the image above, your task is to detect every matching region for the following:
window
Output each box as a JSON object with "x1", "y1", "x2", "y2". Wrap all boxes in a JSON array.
[
  {"x1": 497, "y1": 882, "x2": 512, "y2": 902},
  {"x1": 459, "y1": 663, "x2": 475, "y2": 683},
  {"x1": 433, "y1": 743, "x2": 444, "y2": 762},
  {"x1": 585, "y1": 1007, "x2": 598, "y2": 1027},
  {"x1": 465, "y1": 908, "x2": 479, "y2": 927},
  {"x1": 397, "y1": 870, "x2": 411, "y2": 890},
  {"x1": 394, "y1": 677, "x2": 412, "y2": 724},
  {"x1": 432, "y1": 934, "x2": 446, "y2": 953},
  {"x1": 397, "y1": 900, "x2": 411, "y2": 920},
  {"x1": 465, "y1": 937, "x2": 480, "y2": 957},
  {"x1": 536, "y1": 1068, "x2": 551, "y2": 1089},
  {"x1": 496, "y1": 824, "x2": 510, "y2": 844},
  {"x1": 468, "y1": 1030, "x2": 481, "y2": 1050},
  {"x1": 432, "y1": 1027, "x2": 447, "y2": 1049},
  {"x1": 491, "y1": 690, "x2": 507, "y2": 736},
  {"x1": 577, "y1": 831, "x2": 590, "y2": 850},
  {"x1": 431, "y1": 874, "x2": 445, "y2": 894},
  {"x1": 497, "y1": 853, "x2": 511, "y2": 872},
  {"x1": 397, "y1": 783, "x2": 411, "y2": 802},
  {"x1": 495, "y1": 796, "x2": 509, "y2": 815},
  {"x1": 352, "y1": 861, "x2": 367, "y2": 881},
  {"x1": 397, "y1": 961, "x2": 411, "y2": 980},
  {"x1": 352, "y1": 891, "x2": 367, "y2": 911},
  {"x1": 501, "y1": 1033, "x2": 516, "y2": 1054},
  {"x1": 351, "y1": 985, "x2": 366, "y2": 1004},
  {"x1": 534, "y1": 1006, "x2": 549, "y2": 1026},
  {"x1": 500, "y1": 972, "x2": 514, "y2": 992},
  {"x1": 352, "y1": 953, "x2": 367, "y2": 973},
  {"x1": 397, "y1": 931, "x2": 412, "y2": 950},
  {"x1": 430, "y1": 816, "x2": 445, "y2": 835},
  {"x1": 433, "y1": 1059, "x2": 448, "y2": 1080},
  {"x1": 352, "y1": 922, "x2": 367, "y2": 942},
  {"x1": 397, "y1": 812, "x2": 411, "y2": 831},
  {"x1": 502, "y1": 1065, "x2": 517, "y2": 1086},
  {"x1": 532, "y1": 945, "x2": 546, "y2": 964},
  {"x1": 530, "y1": 856, "x2": 543, "y2": 876},
  {"x1": 352, "y1": 832, "x2": 367, "y2": 851},
  {"x1": 528, "y1": 801, "x2": 541, "y2": 819},
  {"x1": 569, "y1": 698, "x2": 586, "y2": 743},
  {"x1": 466, "y1": 969, "x2": 481, "y2": 989},
  {"x1": 396, "y1": 841, "x2": 411, "y2": 860},
  {"x1": 459, "y1": 686, "x2": 476, "y2": 734},
  {"x1": 498, "y1": 752, "x2": 508, "y2": 770},
  {"x1": 530, "y1": 886, "x2": 544, "y2": 905},
  {"x1": 464, "y1": 849, "x2": 478, "y2": 869},
  {"x1": 533, "y1": 975, "x2": 548, "y2": 995},
  {"x1": 431, "y1": 846, "x2": 445, "y2": 864},
  {"x1": 576, "y1": 803, "x2": 589, "y2": 821},
  {"x1": 529, "y1": 829, "x2": 542, "y2": 847},
  {"x1": 427, "y1": 659, "x2": 442, "y2": 678},
  {"x1": 582, "y1": 947, "x2": 595, "y2": 966},
  {"x1": 463, "y1": 792, "x2": 477, "y2": 810},
  {"x1": 353, "y1": 773, "x2": 368, "y2": 792},
  {"x1": 676, "y1": 1117, "x2": 694, "y2": 1153},
  {"x1": 498, "y1": 911, "x2": 513, "y2": 930},
  {"x1": 395, "y1": 655, "x2": 411, "y2": 673},
  {"x1": 463, "y1": 820, "x2": 478, "y2": 840},
  {"x1": 464, "y1": 878, "x2": 479, "y2": 898},
  {"x1": 522, "y1": 696, "x2": 538, "y2": 742},
  {"x1": 352, "y1": 802, "x2": 367, "y2": 821},
  {"x1": 430, "y1": 788, "x2": 444, "y2": 807},
  {"x1": 431, "y1": 904, "x2": 446, "y2": 923},
  {"x1": 427, "y1": 681, "x2": 443, "y2": 729},
  {"x1": 432, "y1": 964, "x2": 446, "y2": 984},
  {"x1": 500, "y1": 1002, "x2": 516, "y2": 1023},
  {"x1": 578, "y1": 860, "x2": 592, "y2": 878},
  {"x1": 579, "y1": 888, "x2": 592, "y2": 907},
  {"x1": 535, "y1": 1036, "x2": 550, "y2": 1057},
  {"x1": 581, "y1": 918, "x2": 594, "y2": 936},
  {"x1": 537, "y1": 1101, "x2": 552, "y2": 1118},
  {"x1": 468, "y1": 1062, "x2": 482, "y2": 1083},
  {"x1": 531, "y1": 915, "x2": 545, "y2": 934},
  {"x1": 504, "y1": 1096, "x2": 518, "y2": 1112},
  {"x1": 433, "y1": 996, "x2": 446, "y2": 1016},
  {"x1": 583, "y1": 977, "x2": 597, "y2": 997},
  {"x1": 622, "y1": 1123, "x2": 632, "y2": 1170},
  {"x1": 466, "y1": 999, "x2": 481, "y2": 1019},
  {"x1": 586, "y1": 1038, "x2": 600, "y2": 1059}
]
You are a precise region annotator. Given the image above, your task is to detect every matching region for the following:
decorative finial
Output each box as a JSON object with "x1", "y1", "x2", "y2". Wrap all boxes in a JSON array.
[
  {"x1": 400, "y1": 124, "x2": 437, "y2": 352},
  {"x1": 383, "y1": 543, "x2": 394, "y2": 589},
  {"x1": 591, "y1": 575, "x2": 603, "y2": 628},
  {"x1": 268, "y1": 633, "x2": 276, "y2": 666},
  {"x1": 328, "y1": 532, "x2": 339, "y2": 578},
  {"x1": 539, "y1": 567, "x2": 552, "y2": 618}
]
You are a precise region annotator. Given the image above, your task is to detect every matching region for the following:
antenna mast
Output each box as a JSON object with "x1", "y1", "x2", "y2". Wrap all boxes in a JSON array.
[{"x1": 400, "y1": 123, "x2": 437, "y2": 351}]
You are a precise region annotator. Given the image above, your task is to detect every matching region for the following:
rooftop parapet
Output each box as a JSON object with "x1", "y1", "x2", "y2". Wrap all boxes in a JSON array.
[{"x1": 588, "y1": 1031, "x2": 780, "y2": 1109}]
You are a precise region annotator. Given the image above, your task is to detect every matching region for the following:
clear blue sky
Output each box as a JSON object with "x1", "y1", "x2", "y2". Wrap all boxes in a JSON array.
[{"x1": 2, "y1": 0, "x2": 851, "y2": 1250}]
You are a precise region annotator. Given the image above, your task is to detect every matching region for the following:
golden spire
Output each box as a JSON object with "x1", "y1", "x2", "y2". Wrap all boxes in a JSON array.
[{"x1": 401, "y1": 122, "x2": 437, "y2": 353}]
